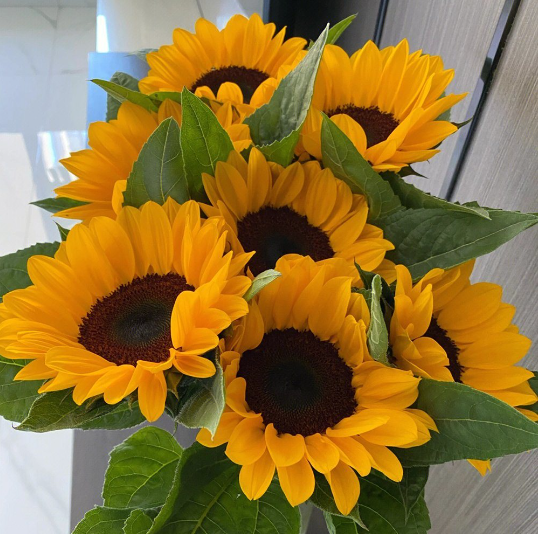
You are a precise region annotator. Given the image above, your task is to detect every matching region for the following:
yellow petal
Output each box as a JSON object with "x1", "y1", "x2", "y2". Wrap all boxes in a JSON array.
[
  {"x1": 304, "y1": 433, "x2": 340, "y2": 474},
  {"x1": 326, "y1": 461, "x2": 360, "y2": 516},
  {"x1": 330, "y1": 436, "x2": 372, "y2": 476},
  {"x1": 226, "y1": 415, "x2": 266, "y2": 465},
  {"x1": 326, "y1": 412, "x2": 389, "y2": 437},
  {"x1": 173, "y1": 352, "x2": 216, "y2": 378},
  {"x1": 356, "y1": 438, "x2": 403, "y2": 481},
  {"x1": 437, "y1": 283, "x2": 502, "y2": 330},
  {"x1": 265, "y1": 423, "x2": 305, "y2": 467},
  {"x1": 239, "y1": 449, "x2": 276, "y2": 500},
  {"x1": 458, "y1": 333, "x2": 531, "y2": 369},
  {"x1": 197, "y1": 411, "x2": 244, "y2": 447},
  {"x1": 308, "y1": 277, "x2": 352, "y2": 340},
  {"x1": 277, "y1": 457, "x2": 315, "y2": 507},
  {"x1": 45, "y1": 347, "x2": 114, "y2": 375},
  {"x1": 137, "y1": 369, "x2": 167, "y2": 422}
]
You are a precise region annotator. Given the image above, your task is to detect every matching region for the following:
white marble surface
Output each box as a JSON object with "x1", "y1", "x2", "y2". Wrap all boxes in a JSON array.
[{"x1": 0, "y1": 5, "x2": 96, "y2": 534}]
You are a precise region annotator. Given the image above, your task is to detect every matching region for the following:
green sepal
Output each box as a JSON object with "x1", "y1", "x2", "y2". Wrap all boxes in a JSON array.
[
  {"x1": 55, "y1": 222, "x2": 70, "y2": 241},
  {"x1": 167, "y1": 349, "x2": 225, "y2": 437},
  {"x1": 365, "y1": 275, "x2": 389, "y2": 365},
  {"x1": 92, "y1": 79, "x2": 159, "y2": 113},
  {"x1": 105, "y1": 72, "x2": 141, "y2": 121},
  {"x1": 243, "y1": 269, "x2": 281, "y2": 301},
  {"x1": 31, "y1": 197, "x2": 88, "y2": 215}
]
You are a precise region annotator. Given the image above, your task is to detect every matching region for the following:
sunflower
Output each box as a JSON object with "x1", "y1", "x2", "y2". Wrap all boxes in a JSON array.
[
  {"x1": 299, "y1": 41, "x2": 467, "y2": 172},
  {"x1": 0, "y1": 200, "x2": 252, "y2": 421},
  {"x1": 198, "y1": 256, "x2": 436, "y2": 514},
  {"x1": 390, "y1": 262, "x2": 537, "y2": 419},
  {"x1": 200, "y1": 148, "x2": 395, "y2": 280},
  {"x1": 139, "y1": 14, "x2": 306, "y2": 117},
  {"x1": 55, "y1": 100, "x2": 251, "y2": 222}
]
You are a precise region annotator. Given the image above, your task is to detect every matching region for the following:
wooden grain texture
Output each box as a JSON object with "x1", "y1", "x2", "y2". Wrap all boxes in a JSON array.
[
  {"x1": 426, "y1": 0, "x2": 538, "y2": 532},
  {"x1": 380, "y1": 0, "x2": 504, "y2": 196}
]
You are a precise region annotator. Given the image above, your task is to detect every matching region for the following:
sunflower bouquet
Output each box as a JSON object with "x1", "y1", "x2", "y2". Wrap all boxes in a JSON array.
[{"x1": 1, "y1": 14, "x2": 537, "y2": 534}]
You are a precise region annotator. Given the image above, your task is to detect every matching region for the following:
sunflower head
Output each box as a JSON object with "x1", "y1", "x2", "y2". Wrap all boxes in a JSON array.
[
  {"x1": 200, "y1": 147, "x2": 395, "y2": 279},
  {"x1": 299, "y1": 40, "x2": 467, "y2": 171},
  {"x1": 55, "y1": 99, "x2": 251, "y2": 222},
  {"x1": 0, "y1": 200, "x2": 253, "y2": 421},
  {"x1": 139, "y1": 14, "x2": 306, "y2": 116},
  {"x1": 198, "y1": 256, "x2": 436, "y2": 514},
  {"x1": 389, "y1": 262, "x2": 538, "y2": 421}
]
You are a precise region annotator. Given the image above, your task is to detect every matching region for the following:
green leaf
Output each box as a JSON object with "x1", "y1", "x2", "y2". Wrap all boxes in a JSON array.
[
  {"x1": 244, "y1": 25, "x2": 329, "y2": 150},
  {"x1": 382, "y1": 172, "x2": 490, "y2": 218},
  {"x1": 55, "y1": 222, "x2": 70, "y2": 241},
  {"x1": 73, "y1": 507, "x2": 132, "y2": 534},
  {"x1": 321, "y1": 115, "x2": 403, "y2": 221},
  {"x1": 318, "y1": 468, "x2": 430, "y2": 534},
  {"x1": 152, "y1": 443, "x2": 301, "y2": 534},
  {"x1": 0, "y1": 356, "x2": 42, "y2": 422},
  {"x1": 256, "y1": 131, "x2": 300, "y2": 166},
  {"x1": 243, "y1": 269, "x2": 281, "y2": 301},
  {"x1": 324, "y1": 513, "x2": 358, "y2": 534},
  {"x1": 31, "y1": 196, "x2": 88, "y2": 215},
  {"x1": 123, "y1": 117, "x2": 189, "y2": 208},
  {"x1": 92, "y1": 79, "x2": 159, "y2": 113},
  {"x1": 327, "y1": 14, "x2": 357, "y2": 45},
  {"x1": 103, "y1": 427, "x2": 183, "y2": 509},
  {"x1": 106, "y1": 72, "x2": 141, "y2": 121},
  {"x1": 148, "y1": 92, "x2": 182, "y2": 105},
  {"x1": 172, "y1": 353, "x2": 225, "y2": 436},
  {"x1": 396, "y1": 379, "x2": 538, "y2": 466},
  {"x1": 123, "y1": 510, "x2": 154, "y2": 534},
  {"x1": 17, "y1": 390, "x2": 144, "y2": 432},
  {"x1": 180, "y1": 88, "x2": 234, "y2": 201},
  {"x1": 0, "y1": 241, "x2": 59, "y2": 299},
  {"x1": 366, "y1": 275, "x2": 389, "y2": 365},
  {"x1": 378, "y1": 207, "x2": 538, "y2": 279}
]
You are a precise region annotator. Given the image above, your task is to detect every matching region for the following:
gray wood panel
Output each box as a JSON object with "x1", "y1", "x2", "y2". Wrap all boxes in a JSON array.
[
  {"x1": 381, "y1": 0, "x2": 504, "y2": 196},
  {"x1": 426, "y1": 0, "x2": 538, "y2": 532}
]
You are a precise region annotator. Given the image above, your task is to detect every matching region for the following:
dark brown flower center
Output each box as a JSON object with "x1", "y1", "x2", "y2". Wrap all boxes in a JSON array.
[
  {"x1": 190, "y1": 66, "x2": 269, "y2": 104},
  {"x1": 236, "y1": 206, "x2": 334, "y2": 276},
  {"x1": 78, "y1": 274, "x2": 193, "y2": 366},
  {"x1": 328, "y1": 105, "x2": 400, "y2": 147},
  {"x1": 237, "y1": 329, "x2": 357, "y2": 436},
  {"x1": 425, "y1": 317, "x2": 462, "y2": 382}
]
